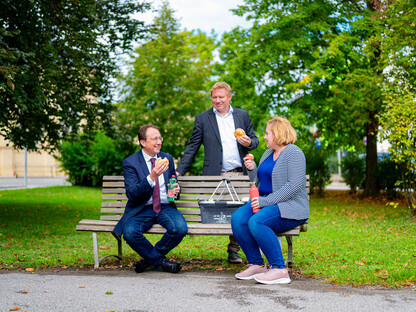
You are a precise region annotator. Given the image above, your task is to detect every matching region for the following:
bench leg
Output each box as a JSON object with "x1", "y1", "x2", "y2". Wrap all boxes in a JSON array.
[
  {"x1": 277, "y1": 236, "x2": 283, "y2": 250},
  {"x1": 92, "y1": 232, "x2": 123, "y2": 269},
  {"x1": 112, "y1": 232, "x2": 123, "y2": 259},
  {"x1": 93, "y1": 232, "x2": 99, "y2": 269},
  {"x1": 277, "y1": 235, "x2": 294, "y2": 268},
  {"x1": 285, "y1": 236, "x2": 293, "y2": 268}
]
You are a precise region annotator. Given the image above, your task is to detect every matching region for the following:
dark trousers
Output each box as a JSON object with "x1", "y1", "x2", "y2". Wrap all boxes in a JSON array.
[
  {"x1": 227, "y1": 235, "x2": 240, "y2": 252},
  {"x1": 123, "y1": 204, "x2": 188, "y2": 266}
]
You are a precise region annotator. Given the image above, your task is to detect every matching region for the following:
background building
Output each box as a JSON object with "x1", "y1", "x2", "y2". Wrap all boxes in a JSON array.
[{"x1": 0, "y1": 137, "x2": 64, "y2": 177}]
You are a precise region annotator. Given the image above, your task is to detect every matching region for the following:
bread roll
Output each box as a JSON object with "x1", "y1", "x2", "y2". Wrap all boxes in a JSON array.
[
  {"x1": 234, "y1": 128, "x2": 246, "y2": 139},
  {"x1": 156, "y1": 157, "x2": 169, "y2": 166}
]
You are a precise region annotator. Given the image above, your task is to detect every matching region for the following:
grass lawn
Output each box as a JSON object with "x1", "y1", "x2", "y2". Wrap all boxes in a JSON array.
[{"x1": 0, "y1": 186, "x2": 415, "y2": 288}]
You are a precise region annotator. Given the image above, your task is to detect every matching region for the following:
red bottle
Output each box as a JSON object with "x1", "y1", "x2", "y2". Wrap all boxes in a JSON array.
[{"x1": 249, "y1": 182, "x2": 260, "y2": 213}]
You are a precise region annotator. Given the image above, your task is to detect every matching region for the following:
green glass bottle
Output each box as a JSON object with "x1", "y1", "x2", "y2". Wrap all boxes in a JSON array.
[{"x1": 167, "y1": 175, "x2": 177, "y2": 201}]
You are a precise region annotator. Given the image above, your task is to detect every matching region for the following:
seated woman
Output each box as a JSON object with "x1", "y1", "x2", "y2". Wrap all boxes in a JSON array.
[{"x1": 231, "y1": 116, "x2": 309, "y2": 284}]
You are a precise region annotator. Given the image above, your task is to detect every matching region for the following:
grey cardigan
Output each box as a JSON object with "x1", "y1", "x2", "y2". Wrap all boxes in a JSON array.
[{"x1": 248, "y1": 144, "x2": 310, "y2": 220}]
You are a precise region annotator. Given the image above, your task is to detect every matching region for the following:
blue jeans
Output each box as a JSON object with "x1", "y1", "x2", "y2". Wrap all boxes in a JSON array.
[
  {"x1": 123, "y1": 204, "x2": 188, "y2": 267},
  {"x1": 231, "y1": 201, "x2": 306, "y2": 269}
]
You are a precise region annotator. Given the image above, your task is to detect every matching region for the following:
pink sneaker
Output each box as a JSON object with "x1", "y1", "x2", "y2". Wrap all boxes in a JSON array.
[
  {"x1": 235, "y1": 264, "x2": 268, "y2": 280},
  {"x1": 254, "y1": 268, "x2": 291, "y2": 284}
]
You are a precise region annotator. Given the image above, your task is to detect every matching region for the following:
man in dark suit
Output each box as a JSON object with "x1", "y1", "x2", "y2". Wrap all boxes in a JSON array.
[
  {"x1": 114, "y1": 124, "x2": 188, "y2": 273},
  {"x1": 176, "y1": 82, "x2": 259, "y2": 263}
]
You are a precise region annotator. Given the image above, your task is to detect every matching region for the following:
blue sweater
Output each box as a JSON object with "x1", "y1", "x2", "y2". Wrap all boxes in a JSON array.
[{"x1": 248, "y1": 144, "x2": 309, "y2": 220}]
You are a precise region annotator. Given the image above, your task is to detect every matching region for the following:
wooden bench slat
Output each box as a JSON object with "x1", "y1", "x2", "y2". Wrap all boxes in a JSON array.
[
  {"x1": 103, "y1": 182, "x2": 125, "y2": 187},
  {"x1": 102, "y1": 194, "x2": 249, "y2": 201},
  {"x1": 174, "y1": 202, "x2": 200, "y2": 208},
  {"x1": 100, "y1": 201, "x2": 203, "y2": 209},
  {"x1": 179, "y1": 181, "x2": 250, "y2": 187},
  {"x1": 76, "y1": 224, "x2": 116, "y2": 232},
  {"x1": 101, "y1": 208, "x2": 125, "y2": 214},
  {"x1": 102, "y1": 195, "x2": 127, "y2": 200},
  {"x1": 77, "y1": 220, "x2": 301, "y2": 236},
  {"x1": 102, "y1": 188, "x2": 126, "y2": 194},
  {"x1": 100, "y1": 208, "x2": 202, "y2": 215},
  {"x1": 103, "y1": 176, "x2": 124, "y2": 181},
  {"x1": 101, "y1": 202, "x2": 127, "y2": 208},
  {"x1": 178, "y1": 175, "x2": 249, "y2": 181},
  {"x1": 102, "y1": 187, "x2": 250, "y2": 194},
  {"x1": 178, "y1": 194, "x2": 248, "y2": 201},
  {"x1": 99, "y1": 215, "x2": 202, "y2": 222},
  {"x1": 180, "y1": 187, "x2": 249, "y2": 194}
]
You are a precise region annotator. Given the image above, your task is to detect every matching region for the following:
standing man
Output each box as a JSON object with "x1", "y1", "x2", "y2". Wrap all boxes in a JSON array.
[
  {"x1": 114, "y1": 124, "x2": 188, "y2": 273},
  {"x1": 176, "y1": 82, "x2": 259, "y2": 263}
]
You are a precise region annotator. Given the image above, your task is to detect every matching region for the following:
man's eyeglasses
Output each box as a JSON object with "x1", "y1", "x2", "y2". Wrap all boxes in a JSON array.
[{"x1": 147, "y1": 137, "x2": 164, "y2": 142}]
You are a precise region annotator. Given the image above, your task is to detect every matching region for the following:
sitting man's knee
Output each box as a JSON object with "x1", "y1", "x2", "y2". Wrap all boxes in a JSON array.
[
  {"x1": 175, "y1": 222, "x2": 188, "y2": 237},
  {"x1": 123, "y1": 226, "x2": 144, "y2": 244}
]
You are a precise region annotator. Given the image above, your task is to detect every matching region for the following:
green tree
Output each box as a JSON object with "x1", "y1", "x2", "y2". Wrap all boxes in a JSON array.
[
  {"x1": 379, "y1": 88, "x2": 416, "y2": 217},
  {"x1": 117, "y1": 1, "x2": 216, "y2": 159},
  {"x1": 220, "y1": 0, "x2": 404, "y2": 197},
  {"x1": 378, "y1": 2, "x2": 416, "y2": 217},
  {"x1": 0, "y1": 0, "x2": 150, "y2": 151},
  {"x1": 217, "y1": 27, "x2": 267, "y2": 130}
]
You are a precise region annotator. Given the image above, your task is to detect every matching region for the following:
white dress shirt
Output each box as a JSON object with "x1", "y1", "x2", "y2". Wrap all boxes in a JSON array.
[
  {"x1": 142, "y1": 150, "x2": 168, "y2": 204},
  {"x1": 213, "y1": 105, "x2": 242, "y2": 171}
]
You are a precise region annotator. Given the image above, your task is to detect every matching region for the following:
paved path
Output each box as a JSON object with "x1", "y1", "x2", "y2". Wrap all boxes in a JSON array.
[
  {"x1": 0, "y1": 177, "x2": 71, "y2": 190},
  {"x1": 1, "y1": 270, "x2": 415, "y2": 311}
]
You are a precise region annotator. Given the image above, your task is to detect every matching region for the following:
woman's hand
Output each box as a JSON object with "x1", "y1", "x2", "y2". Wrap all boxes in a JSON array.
[
  {"x1": 251, "y1": 197, "x2": 259, "y2": 210},
  {"x1": 243, "y1": 155, "x2": 255, "y2": 171}
]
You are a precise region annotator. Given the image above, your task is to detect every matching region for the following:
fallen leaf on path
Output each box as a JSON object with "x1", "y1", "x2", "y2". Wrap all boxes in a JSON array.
[
  {"x1": 10, "y1": 307, "x2": 21, "y2": 311},
  {"x1": 25, "y1": 268, "x2": 34, "y2": 272}
]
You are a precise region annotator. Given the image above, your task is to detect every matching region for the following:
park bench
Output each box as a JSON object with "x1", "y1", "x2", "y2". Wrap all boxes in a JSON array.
[{"x1": 76, "y1": 175, "x2": 309, "y2": 268}]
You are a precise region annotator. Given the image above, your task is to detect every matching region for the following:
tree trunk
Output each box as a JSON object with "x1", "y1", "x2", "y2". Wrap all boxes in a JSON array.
[{"x1": 363, "y1": 111, "x2": 379, "y2": 197}]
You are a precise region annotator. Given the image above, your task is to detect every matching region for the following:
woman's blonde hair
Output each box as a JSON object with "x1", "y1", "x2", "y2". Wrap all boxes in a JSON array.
[{"x1": 267, "y1": 116, "x2": 297, "y2": 145}]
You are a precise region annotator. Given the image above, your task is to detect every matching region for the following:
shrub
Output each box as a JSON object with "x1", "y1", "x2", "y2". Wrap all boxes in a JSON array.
[
  {"x1": 304, "y1": 148, "x2": 331, "y2": 197},
  {"x1": 58, "y1": 132, "x2": 136, "y2": 186},
  {"x1": 375, "y1": 156, "x2": 402, "y2": 199},
  {"x1": 341, "y1": 153, "x2": 365, "y2": 193}
]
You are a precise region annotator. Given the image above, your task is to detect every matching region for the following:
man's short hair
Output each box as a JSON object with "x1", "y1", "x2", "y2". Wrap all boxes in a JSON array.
[
  {"x1": 138, "y1": 124, "x2": 159, "y2": 146},
  {"x1": 211, "y1": 82, "x2": 232, "y2": 96},
  {"x1": 267, "y1": 116, "x2": 297, "y2": 145}
]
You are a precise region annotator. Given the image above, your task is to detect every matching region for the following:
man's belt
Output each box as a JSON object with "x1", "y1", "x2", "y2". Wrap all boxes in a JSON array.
[{"x1": 224, "y1": 167, "x2": 243, "y2": 173}]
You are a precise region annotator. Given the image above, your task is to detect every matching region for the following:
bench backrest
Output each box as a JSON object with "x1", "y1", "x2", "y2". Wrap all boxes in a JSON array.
[
  {"x1": 101, "y1": 175, "x2": 250, "y2": 223},
  {"x1": 101, "y1": 175, "x2": 309, "y2": 223}
]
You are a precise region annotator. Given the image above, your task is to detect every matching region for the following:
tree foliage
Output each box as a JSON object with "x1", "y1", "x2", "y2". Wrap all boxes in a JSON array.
[
  {"x1": 379, "y1": 88, "x2": 416, "y2": 216},
  {"x1": 217, "y1": 27, "x2": 268, "y2": 130},
  {"x1": 117, "y1": 1, "x2": 216, "y2": 159},
  {"x1": 377, "y1": 2, "x2": 416, "y2": 217},
  {"x1": 220, "y1": 0, "x2": 408, "y2": 196},
  {"x1": 0, "y1": 0, "x2": 150, "y2": 151}
]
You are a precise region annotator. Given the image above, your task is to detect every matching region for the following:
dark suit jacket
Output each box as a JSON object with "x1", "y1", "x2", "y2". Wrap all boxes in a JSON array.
[
  {"x1": 176, "y1": 107, "x2": 259, "y2": 176},
  {"x1": 114, "y1": 150, "x2": 178, "y2": 236}
]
